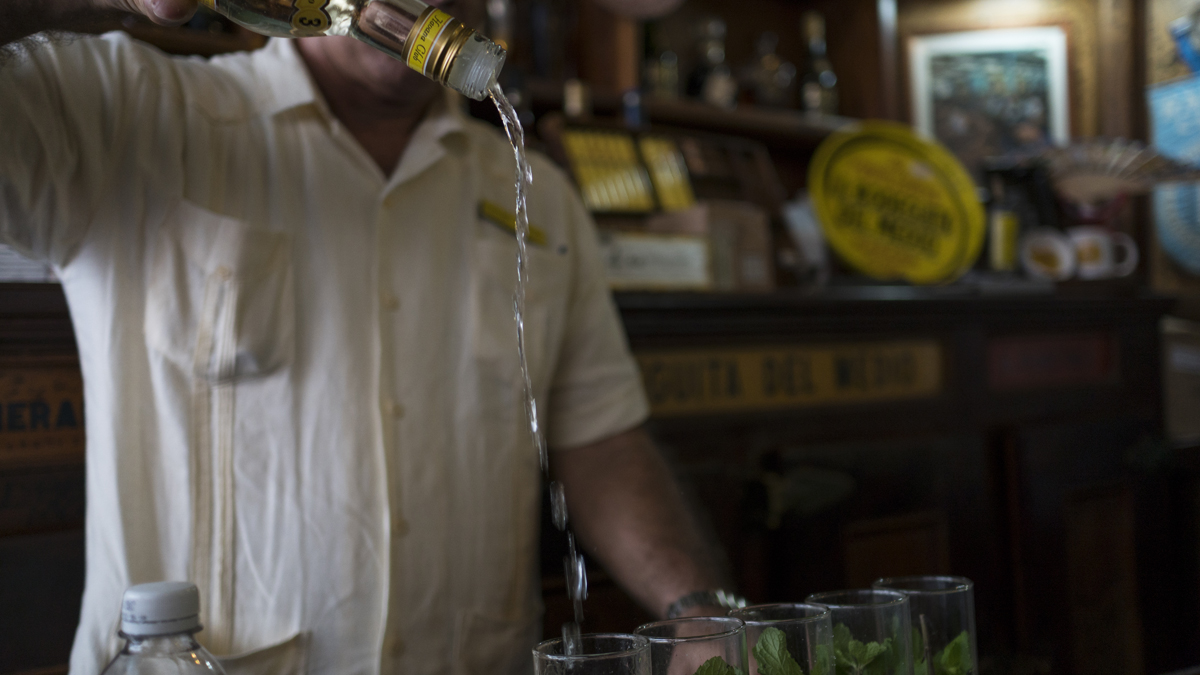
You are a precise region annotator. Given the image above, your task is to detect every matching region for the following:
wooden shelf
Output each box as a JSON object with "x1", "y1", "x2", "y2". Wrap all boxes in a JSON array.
[
  {"x1": 642, "y1": 97, "x2": 857, "y2": 148},
  {"x1": 529, "y1": 83, "x2": 857, "y2": 150}
]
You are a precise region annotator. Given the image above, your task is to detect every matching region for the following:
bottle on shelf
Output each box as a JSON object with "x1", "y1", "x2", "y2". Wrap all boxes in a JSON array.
[
  {"x1": 196, "y1": 0, "x2": 506, "y2": 100},
  {"x1": 799, "y1": 11, "x2": 838, "y2": 116},
  {"x1": 685, "y1": 17, "x2": 738, "y2": 109},
  {"x1": 563, "y1": 78, "x2": 592, "y2": 119},
  {"x1": 485, "y1": 0, "x2": 513, "y2": 51},
  {"x1": 740, "y1": 31, "x2": 796, "y2": 108},
  {"x1": 986, "y1": 176, "x2": 1024, "y2": 273},
  {"x1": 643, "y1": 23, "x2": 680, "y2": 100},
  {"x1": 101, "y1": 582, "x2": 226, "y2": 674}
]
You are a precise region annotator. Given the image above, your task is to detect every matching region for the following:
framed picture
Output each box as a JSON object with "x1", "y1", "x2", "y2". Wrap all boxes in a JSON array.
[{"x1": 908, "y1": 26, "x2": 1070, "y2": 178}]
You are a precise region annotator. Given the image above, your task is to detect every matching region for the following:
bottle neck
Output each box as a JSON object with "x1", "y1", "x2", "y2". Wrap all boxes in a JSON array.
[{"x1": 123, "y1": 633, "x2": 203, "y2": 657}]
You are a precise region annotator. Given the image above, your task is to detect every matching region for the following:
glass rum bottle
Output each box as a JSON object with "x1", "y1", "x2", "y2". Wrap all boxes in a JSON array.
[
  {"x1": 799, "y1": 11, "x2": 837, "y2": 116},
  {"x1": 198, "y1": 0, "x2": 506, "y2": 100}
]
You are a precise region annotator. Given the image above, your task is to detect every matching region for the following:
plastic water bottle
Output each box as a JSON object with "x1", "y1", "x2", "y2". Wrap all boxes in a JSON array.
[{"x1": 100, "y1": 582, "x2": 226, "y2": 674}]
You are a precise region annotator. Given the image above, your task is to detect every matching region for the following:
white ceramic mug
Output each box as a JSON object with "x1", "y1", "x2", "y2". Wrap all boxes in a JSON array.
[
  {"x1": 1067, "y1": 226, "x2": 1138, "y2": 279},
  {"x1": 1021, "y1": 229, "x2": 1076, "y2": 281}
]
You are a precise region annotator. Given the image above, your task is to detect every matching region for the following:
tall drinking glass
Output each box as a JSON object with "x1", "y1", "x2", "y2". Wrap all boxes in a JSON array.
[
  {"x1": 805, "y1": 589, "x2": 913, "y2": 675},
  {"x1": 534, "y1": 634, "x2": 652, "y2": 675},
  {"x1": 729, "y1": 603, "x2": 834, "y2": 675},
  {"x1": 635, "y1": 616, "x2": 748, "y2": 675},
  {"x1": 872, "y1": 576, "x2": 977, "y2": 675}
]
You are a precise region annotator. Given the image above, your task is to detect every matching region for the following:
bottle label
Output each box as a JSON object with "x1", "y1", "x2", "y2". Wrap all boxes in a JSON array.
[
  {"x1": 407, "y1": 8, "x2": 453, "y2": 74},
  {"x1": 291, "y1": 0, "x2": 331, "y2": 36}
]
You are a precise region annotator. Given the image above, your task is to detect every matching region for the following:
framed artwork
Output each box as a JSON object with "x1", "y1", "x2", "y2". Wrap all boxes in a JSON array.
[{"x1": 908, "y1": 26, "x2": 1070, "y2": 178}]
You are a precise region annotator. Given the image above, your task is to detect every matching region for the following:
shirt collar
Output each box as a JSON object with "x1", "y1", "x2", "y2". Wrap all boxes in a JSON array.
[
  {"x1": 248, "y1": 38, "x2": 468, "y2": 146},
  {"x1": 250, "y1": 38, "x2": 322, "y2": 117}
]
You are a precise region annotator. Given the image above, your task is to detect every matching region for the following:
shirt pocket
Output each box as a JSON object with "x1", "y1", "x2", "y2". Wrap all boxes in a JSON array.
[
  {"x1": 469, "y1": 234, "x2": 566, "y2": 386},
  {"x1": 217, "y1": 631, "x2": 309, "y2": 675},
  {"x1": 453, "y1": 608, "x2": 540, "y2": 675},
  {"x1": 144, "y1": 200, "x2": 295, "y2": 383}
]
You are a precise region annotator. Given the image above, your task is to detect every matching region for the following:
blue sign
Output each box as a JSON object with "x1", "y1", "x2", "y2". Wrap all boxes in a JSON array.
[{"x1": 1149, "y1": 76, "x2": 1200, "y2": 274}]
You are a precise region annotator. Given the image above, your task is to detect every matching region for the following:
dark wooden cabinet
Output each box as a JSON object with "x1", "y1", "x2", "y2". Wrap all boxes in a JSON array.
[{"x1": 0, "y1": 285, "x2": 82, "y2": 675}]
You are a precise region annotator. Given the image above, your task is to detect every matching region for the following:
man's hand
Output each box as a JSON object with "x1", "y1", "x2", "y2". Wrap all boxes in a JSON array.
[
  {"x1": 2, "y1": 0, "x2": 198, "y2": 48},
  {"x1": 553, "y1": 425, "x2": 730, "y2": 619}
]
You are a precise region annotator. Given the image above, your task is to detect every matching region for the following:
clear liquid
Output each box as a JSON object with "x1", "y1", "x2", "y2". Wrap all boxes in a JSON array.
[
  {"x1": 100, "y1": 634, "x2": 226, "y2": 674},
  {"x1": 490, "y1": 84, "x2": 586, "y2": 656}
]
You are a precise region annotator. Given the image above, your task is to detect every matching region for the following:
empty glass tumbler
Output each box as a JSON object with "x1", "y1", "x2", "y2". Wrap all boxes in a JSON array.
[
  {"x1": 806, "y1": 589, "x2": 914, "y2": 675},
  {"x1": 635, "y1": 616, "x2": 748, "y2": 675},
  {"x1": 872, "y1": 576, "x2": 977, "y2": 675},
  {"x1": 534, "y1": 634, "x2": 651, "y2": 675},
  {"x1": 729, "y1": 603, "x2": 834, "y2": 675}
]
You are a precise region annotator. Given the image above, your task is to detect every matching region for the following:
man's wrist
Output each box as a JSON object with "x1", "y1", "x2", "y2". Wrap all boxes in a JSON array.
[{"x1": 665, "y1": 589, "x2": 747, "y2": 619}]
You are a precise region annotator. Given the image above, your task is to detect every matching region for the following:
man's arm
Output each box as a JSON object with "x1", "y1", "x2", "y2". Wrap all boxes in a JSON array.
[
  {"x1": 1, "y1": 0, "x2": 197, "y2": 47},
  {"x1": 553, "y1": 425, "x2": 731, "y2": 619}
]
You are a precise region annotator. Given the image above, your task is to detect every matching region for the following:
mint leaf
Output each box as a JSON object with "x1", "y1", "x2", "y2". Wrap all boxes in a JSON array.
[
  {"x1": 832, "y1": 623, "x2": 893, "y2": 675},
  {"x1": 696, "y1": 656, "x2": 739, "y2": 675},
  {"x1": 813, "y1": 643, "x2": 834, "y2": 675},
  {"x1": 832, "y1": 623, "x2": 853, "y2": 673},
  {"x1": 933, "y1": 632, "x2": 972, "y2": 675},
  {"x1": 860, "y1": 638, "x2": 893, "y2": 675},
  {"x1": 753, "y1": 627, "x2": 804, "y2": 675}
]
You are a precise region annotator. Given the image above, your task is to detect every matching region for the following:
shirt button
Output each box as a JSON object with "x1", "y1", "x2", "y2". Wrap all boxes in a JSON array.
[
  {"x1": 382, "y1": 291, "x2": 400, "y2": 311},
  {"x1": 391, "y1": 401, "x2": 405, "y2": 418},
  {"x1": 394, "y1": 517, "x2": 410, "y2": 537}
]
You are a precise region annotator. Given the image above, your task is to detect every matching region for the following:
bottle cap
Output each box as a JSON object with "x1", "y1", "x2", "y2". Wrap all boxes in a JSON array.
[
  {"x1": 451, "y1": 33, "x2": 507, "y2": 101},
  {"x1": 121, "y1": 581, "x2": 201, "y2": 637}
]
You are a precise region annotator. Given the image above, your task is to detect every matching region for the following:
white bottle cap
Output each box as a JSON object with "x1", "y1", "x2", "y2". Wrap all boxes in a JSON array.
[
  {"x1": 121, "y1": 581, "x2": 201, "y2": 637},
  {"x1": 448, "y1": 33, "x2": 507, "y2": 100}
]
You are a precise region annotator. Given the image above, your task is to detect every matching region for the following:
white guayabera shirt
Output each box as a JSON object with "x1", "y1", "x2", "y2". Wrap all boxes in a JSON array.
[{"x1": 0, "y1": 34, "x2": 649, "y2": 675}]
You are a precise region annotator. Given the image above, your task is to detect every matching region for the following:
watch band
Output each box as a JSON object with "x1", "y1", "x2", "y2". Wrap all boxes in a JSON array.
[{"x1": 665, "y1": 589, "x2": 748, "y2": 619}]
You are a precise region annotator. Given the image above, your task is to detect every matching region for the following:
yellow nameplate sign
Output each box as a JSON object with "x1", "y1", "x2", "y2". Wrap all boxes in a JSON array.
[{"x1": 637, "y1": 340, "x2": 943, "y2": 416}]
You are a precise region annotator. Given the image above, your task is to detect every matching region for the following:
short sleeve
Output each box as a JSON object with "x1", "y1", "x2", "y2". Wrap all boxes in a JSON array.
[
  {"x1": 0, "y1": 33, "x2": 178, "y2": 265},
  {"x1": 545, "y1": 184, "x2": 649, "y2": 450}
]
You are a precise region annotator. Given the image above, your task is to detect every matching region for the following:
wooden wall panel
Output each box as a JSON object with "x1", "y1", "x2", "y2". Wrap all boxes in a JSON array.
[
  {"x1": 843, "y1": 510, "x2": 950, "y2": 587},
  {"x1": 577, "y1": 0, "x2": 641, "y2": 94},
  {"x1": 0, "y1": 530, "x2": 85, "y2": 674},
  {"x1": 1063, "y1": 485, "x2": 1144, "y2": 675}
]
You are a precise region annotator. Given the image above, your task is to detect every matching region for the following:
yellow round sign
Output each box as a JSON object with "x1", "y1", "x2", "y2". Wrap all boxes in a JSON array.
[{"x1": 808, "y1": 122, "x2": 984, "y2": 284}]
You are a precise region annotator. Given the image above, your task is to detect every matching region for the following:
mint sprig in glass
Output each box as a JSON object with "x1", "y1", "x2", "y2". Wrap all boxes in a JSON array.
[
  {"x1": 729, "y1": 603, "x2": 834, "y2": 675},
  {"x1": 805, "y1": 589, "x2": 914, "y2": 675},
  {"x1": 873, "y1": 576, "x2": 977, "y2": 675}
]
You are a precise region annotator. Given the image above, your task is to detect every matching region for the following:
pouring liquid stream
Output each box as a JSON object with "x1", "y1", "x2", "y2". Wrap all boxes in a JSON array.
[{"x1": 490, "y1": 83, "x2": 587, "y2": 656}]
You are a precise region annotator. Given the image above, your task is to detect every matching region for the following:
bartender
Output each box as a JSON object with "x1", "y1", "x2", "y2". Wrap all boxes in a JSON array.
[{"x1": 0, "y1": 0, "x2": 729, "y2": 673}]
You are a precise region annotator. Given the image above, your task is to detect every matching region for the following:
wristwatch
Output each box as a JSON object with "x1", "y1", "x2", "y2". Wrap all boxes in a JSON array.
[{"x1": 665, "y1": 589, "x2": 748, "y2": 619}]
